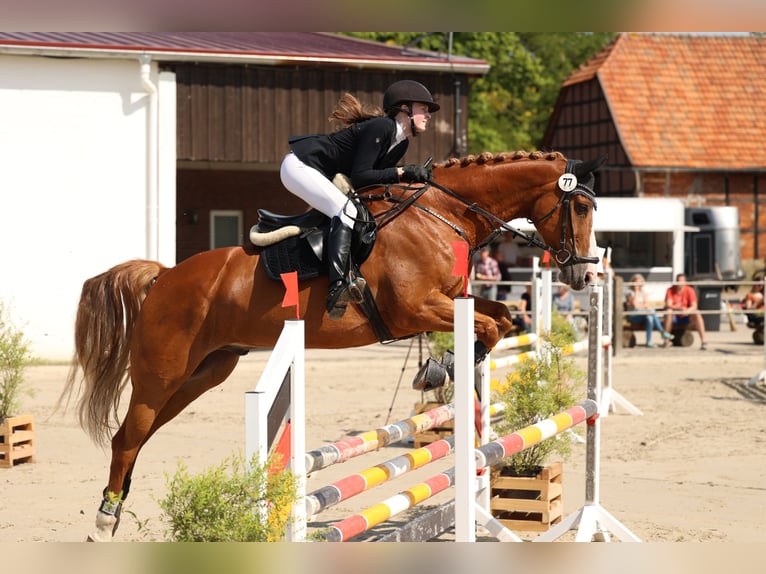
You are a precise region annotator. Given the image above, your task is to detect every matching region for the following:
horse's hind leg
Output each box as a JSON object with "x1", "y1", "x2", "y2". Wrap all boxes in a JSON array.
[{"x1": 89, "y1": 350, "x2": 241, "y2": 542}]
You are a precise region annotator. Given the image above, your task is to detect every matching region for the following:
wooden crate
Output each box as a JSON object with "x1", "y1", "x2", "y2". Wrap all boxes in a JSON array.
[
  {"x1": 489, "y1": 461, "x2": 563, "y2": 532},
  {"x1": 412, "y1": 402, "x2": 454, "y2": 449},
  {"x1": 0, "y1": 414, "x2": 35, "y2": 468}
]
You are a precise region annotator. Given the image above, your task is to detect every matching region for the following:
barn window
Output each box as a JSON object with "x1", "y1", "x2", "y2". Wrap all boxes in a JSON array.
[{"x1": 210, "y1": 210, "x2": 243, "y2": 249}]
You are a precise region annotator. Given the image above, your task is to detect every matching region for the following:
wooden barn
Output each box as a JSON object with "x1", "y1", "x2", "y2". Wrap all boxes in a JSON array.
[
  {"x1": 0, "y1": 32, "x2": 487, "y2": 359},
  {"x1": 542, "y1": 32, "x2": 766, "y2": 269}
]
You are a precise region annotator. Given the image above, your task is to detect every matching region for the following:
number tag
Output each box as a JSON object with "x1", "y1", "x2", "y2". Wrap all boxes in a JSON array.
[{"x1": 558, "y1": 174, "x2": 578, "y2": 192}]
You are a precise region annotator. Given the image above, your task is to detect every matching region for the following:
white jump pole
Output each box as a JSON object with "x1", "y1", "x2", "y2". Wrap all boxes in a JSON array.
[{"x1": 453, "y1": 297, "x2": 476, "y2": 542}]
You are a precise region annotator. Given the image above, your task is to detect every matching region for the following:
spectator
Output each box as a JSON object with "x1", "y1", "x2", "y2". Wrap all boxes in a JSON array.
[
  {"x1": 625, "y1": 273, "x2": 674, "y2": 347},
  {"x1": 552, "y1": 284, "x2": 575, "y2": 325},
  {"x1": 474, "y1": 246, "x2": 502, "y2": 300},
  {"x1": 517, "y1": 284, "x2": 533, "y2": 331},
  {"x1": 742, "y1": 281, "x2": 765, "y2": 327},
  {"x1": 663, "y1": 273, "x2": 708, "y2": 350}
]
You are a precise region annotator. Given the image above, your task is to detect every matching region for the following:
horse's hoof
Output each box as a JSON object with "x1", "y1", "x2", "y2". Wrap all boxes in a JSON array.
[
  {"x1": 412, "y1": 358, "x2": 449, "y2": 391},
  {"x1": 87, "y1": 510, "x2": 117, "y2": 542}
]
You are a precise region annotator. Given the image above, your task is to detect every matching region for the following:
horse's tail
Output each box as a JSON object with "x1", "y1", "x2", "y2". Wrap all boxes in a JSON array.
[{"x1": 57, "y1": 259, "x2": 167, "y2": 447}]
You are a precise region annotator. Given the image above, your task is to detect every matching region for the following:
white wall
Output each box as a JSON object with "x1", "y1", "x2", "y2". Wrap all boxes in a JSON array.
[{"x1": 0, "y1": 55, "x2": 176, "y2": 360}]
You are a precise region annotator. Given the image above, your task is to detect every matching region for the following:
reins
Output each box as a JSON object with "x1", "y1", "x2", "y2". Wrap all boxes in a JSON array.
[{"x1": 356, "y1": 160, "x2": 599, "y2": 266}]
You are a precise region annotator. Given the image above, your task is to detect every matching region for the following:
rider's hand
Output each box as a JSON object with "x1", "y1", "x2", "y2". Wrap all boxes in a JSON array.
[{"x1": 400, "y1": 165, "x2": 431, "y2": 183}]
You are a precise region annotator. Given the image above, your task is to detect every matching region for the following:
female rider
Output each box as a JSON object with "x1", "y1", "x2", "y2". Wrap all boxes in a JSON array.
[{"x1": 280, "y1": 80, "x2": 439, "y2": 319}]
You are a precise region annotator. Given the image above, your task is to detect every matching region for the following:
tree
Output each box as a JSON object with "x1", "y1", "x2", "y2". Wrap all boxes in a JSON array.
[{"x1": 342, "y1": 33, "x2": 616, "y2": 153}]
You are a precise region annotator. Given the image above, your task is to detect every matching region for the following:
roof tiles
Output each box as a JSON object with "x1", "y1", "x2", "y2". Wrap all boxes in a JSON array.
[{"x1": 568, "y1": 33, "x2": 766, "y2": 170}]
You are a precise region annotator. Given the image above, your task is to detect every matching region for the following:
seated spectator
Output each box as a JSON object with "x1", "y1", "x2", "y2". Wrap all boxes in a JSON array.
[
  {"x1": 625, "y1": 273, "x2": 673, "y2": 347},
  {"x1": 742, "y1": 281, "x2": 765, "y2": 326},
  {"x1": 511, "y1": 285, "x2": 533, "y2": 332},
  {"x1": 663, "y1": 273, "x2": 708, "y2": 350}
]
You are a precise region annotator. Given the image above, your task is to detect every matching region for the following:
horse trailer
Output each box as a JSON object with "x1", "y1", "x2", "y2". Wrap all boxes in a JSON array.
[
  {"x1": 506, "y1": 199, "x2": 744, "y2": 304},
  {"x1": 684, "y1": 206, "x2": 745, "y2": 281}
]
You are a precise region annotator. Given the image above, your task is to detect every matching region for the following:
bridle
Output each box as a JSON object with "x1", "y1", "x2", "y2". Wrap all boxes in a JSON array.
[
  {"x1": 358, "y1": 160, "x2": 599, "y2": 266},
  {"x1": 527, "y1": 159, "x2": 600, "y2": 265}
]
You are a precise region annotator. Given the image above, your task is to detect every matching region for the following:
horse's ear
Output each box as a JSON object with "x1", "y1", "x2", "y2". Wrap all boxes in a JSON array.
[{"x1": 573, "y1": 154, "x2": 608, "y2": 178}]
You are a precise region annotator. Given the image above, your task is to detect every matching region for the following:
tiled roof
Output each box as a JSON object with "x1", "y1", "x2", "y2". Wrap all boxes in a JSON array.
[
  {"x1": 566, "y1": 33, "x2": 766, "y2": 170},
  {"x1": 0, "y1": 32, "x2": 489, "y2": 74}
]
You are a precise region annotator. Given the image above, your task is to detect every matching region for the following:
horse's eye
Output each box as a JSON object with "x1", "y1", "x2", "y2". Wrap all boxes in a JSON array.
[{"x1": 575, "y1": 203, "x2": 590, "y2": 216}]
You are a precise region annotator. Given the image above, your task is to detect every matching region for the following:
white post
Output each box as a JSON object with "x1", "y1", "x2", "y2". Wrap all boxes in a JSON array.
[
  {"x1": 476, "y1": 354, "x2": 491, "y2": 516},
  {"x1": 244, "y1": 319, "x2": 306, "y2": 541},
  {"x1": 245, "y1": 391, "x2": 270, "y2": 467},
  {"x1": 541, "y1": 264, "x2": 552, "y2": 334},
  {"x1": 585, "y1": 286, "x2": 603, "y2": 508},
  {"x1": 287, "y1": 320, "x2": 306, "y2": 542},
  {"x1": 453, "y1": 297, "x2": 476, "y2": 542}
]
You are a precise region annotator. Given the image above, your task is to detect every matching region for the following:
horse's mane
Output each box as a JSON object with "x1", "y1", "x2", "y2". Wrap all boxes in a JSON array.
[{"x1": 437, "y1": 150, "x2": 565, "y2": 168}]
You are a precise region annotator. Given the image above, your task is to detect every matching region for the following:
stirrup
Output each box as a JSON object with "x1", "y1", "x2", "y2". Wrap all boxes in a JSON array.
[{"x1": 346, "y1": 275, "x2": 367, "y2": 304}]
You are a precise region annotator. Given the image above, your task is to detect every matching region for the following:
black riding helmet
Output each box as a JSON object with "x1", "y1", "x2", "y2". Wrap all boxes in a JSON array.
[
  {"x1": 383, "y1": 80, "x2": 439, "y2": 138},
  {"x1": 383, "y1": 80, "x2": 440, "y2": 115}
]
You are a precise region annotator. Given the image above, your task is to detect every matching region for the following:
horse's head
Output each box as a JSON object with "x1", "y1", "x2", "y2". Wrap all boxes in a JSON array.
[
  {"x1": 411, "y1": 151, "x2": 604, "y2": 291},
  {"x1": 527, "y1": 154, "x2": 605, "y2": 290}
]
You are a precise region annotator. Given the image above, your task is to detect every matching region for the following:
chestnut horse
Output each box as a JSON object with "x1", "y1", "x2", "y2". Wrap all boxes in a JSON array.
[{"x1": 61, "y1": 150, "x2": 603, "y2": 541}]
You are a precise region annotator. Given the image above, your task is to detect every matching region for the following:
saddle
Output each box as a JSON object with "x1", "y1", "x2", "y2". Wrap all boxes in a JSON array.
[
  {"x1": 251, "y1": 201, "x2": 376, "y2": 282},
  {"x1": 251, "y1": 199, "x2": 394, "y2": 342}
]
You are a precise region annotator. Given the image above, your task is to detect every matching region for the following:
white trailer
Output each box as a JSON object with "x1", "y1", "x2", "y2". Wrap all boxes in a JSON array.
[{"x1": 509, "y1": 197, "x2": 692, "y2": 278}]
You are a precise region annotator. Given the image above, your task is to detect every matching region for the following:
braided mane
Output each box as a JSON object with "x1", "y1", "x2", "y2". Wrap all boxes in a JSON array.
[{"x1": 437, "y1": 150, "x2": 565, "y2": 168}]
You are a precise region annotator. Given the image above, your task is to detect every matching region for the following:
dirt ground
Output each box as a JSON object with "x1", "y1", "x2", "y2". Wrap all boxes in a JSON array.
[{"x1": 2, "y1": 317, "x2": 766, "y2": 544}]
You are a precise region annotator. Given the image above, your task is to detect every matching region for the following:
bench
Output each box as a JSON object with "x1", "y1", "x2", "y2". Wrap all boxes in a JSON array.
[{"x1": 621, "y1": 309, "x2": 698, "y2": 348}]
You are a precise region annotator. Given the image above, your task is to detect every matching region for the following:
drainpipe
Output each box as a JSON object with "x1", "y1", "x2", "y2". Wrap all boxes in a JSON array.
[
  {"x1": 140, "y1": 54, "x2": 159, "y2": 261},
  {"x1": 454, "y1": 79, "x2": 463, "y2": 156}
]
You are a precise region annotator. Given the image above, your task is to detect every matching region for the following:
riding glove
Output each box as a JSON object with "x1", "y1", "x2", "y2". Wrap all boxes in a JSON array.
[{"x1": 400, "y1": 165, "x2": 431, "y2": 183}]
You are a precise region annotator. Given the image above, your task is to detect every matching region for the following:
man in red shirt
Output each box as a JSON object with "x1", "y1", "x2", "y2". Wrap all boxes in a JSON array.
[{"x1": 663, "y1": 273, "x2": 708, "y2": 349}]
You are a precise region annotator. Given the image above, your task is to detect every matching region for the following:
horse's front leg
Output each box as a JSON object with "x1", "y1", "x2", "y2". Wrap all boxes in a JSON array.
[{"x1": 471, "y1": 296, "x2": 514, "y2": 352}]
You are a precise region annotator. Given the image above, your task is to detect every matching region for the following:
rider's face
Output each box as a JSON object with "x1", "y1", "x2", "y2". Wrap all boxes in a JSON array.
[{"x1": 409, "y1": 102, "x2": 431, "y2": 133}]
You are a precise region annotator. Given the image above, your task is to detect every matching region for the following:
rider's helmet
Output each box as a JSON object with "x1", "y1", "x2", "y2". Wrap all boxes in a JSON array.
[{"x1": 383, "y1": 80, "x2": 440, "y2": 116}]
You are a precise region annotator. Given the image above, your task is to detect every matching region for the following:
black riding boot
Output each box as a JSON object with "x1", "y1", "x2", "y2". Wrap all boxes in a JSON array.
[{"x1": 326, "y1": 217, "x2": 366, "y2": 319}]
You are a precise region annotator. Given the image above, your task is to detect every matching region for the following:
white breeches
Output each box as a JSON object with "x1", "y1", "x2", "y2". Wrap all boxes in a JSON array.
[{"x1": 280, "y1": 153, "x2": 358, "y2": 228}]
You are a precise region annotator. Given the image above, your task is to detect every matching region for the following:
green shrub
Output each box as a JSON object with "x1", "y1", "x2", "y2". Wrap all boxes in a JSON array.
[
  {"x1": 0, "y1": 301, "x2": 33, "y2": 420},
  {"x1": 549, "y1": 310, "x2": 581, "y2": 345},
  {"x1": 158, "y1": 452, "x2": 298, "y2": 542},
  {"x1": 493, "y1": 335, "x2": 585, "y2": 475}
]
